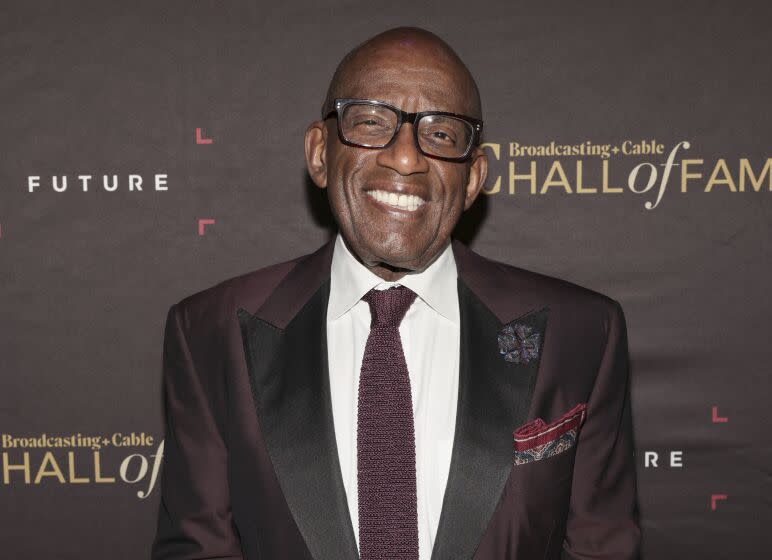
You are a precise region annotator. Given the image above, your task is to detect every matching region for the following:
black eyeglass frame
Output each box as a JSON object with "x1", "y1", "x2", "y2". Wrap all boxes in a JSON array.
[{"x1": 323, "y1": 97, "x2": 484, "y2": 163}]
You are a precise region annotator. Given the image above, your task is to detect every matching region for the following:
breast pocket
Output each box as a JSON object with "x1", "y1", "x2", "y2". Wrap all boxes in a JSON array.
[
  {"x1": 508, "y1": 402, "x2": 586, "y2": 504},
  {"x1": 508, "y1": 442, "x2": 576, "y2": 502},
  {"x1": 490, "y1": 446, "x2": 576, "y2": 560}
]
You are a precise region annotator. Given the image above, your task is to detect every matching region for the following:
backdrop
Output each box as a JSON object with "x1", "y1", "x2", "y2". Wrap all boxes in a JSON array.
[{"x1": 1, "y1": 1, "x2": 770, "y2": 558}]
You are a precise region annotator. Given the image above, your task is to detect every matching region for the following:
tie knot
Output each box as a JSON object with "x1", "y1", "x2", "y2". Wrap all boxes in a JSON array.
[{"x1": 362, "y1": 285, "x2": 417, "y2": 328}]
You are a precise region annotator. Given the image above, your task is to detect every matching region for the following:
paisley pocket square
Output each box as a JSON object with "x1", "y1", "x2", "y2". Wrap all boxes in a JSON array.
[{"x1": 513, "y1": 403, "x2": 587, "y2": 465}]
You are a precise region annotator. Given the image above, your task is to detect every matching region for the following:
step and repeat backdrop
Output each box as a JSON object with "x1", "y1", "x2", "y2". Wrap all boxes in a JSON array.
[{"x1": 1, "y1": 1, "x2": 770, "y2": 558}]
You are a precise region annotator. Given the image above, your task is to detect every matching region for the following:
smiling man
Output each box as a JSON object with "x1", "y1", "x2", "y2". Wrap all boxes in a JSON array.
[{"x1": 152, "y1": 27, "x2": 640, "y2": 560}]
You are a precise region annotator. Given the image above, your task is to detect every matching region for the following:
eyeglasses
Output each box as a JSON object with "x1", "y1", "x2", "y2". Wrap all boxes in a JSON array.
[{"x1": 323, "y1": 98, "x2": 483, "y2": 162}]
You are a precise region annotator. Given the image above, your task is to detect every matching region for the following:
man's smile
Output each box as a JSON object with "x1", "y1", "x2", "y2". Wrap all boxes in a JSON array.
[{"x1": 364, "y1": 189, "x2": 427, "y2": 212}]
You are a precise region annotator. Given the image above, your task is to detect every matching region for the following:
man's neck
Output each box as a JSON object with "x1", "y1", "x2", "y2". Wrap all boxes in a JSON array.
[
  {"x1": 366, "y1": 263, "x2": 410, "y2": 282},
  {"x1": 340, "y1": 236, "x2": 450, "y2": 283}
]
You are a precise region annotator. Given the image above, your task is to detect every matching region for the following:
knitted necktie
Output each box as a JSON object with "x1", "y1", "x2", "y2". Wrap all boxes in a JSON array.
[{"x1": 357, "y1": 285, "x2": 419, "y2": 560}]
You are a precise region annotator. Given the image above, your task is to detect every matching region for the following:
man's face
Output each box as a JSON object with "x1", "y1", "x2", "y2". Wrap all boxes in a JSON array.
[{"x1": 306, "y1": 42, "x2": 487, "y2": 277}]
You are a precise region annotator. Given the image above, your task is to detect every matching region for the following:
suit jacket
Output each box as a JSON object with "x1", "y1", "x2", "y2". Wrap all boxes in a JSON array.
[{"x1": 151, "y1": 238, "x2": 640, "y2": 560}]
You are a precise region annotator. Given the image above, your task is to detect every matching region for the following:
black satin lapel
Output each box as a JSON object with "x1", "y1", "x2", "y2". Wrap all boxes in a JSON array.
[
  {"x1": 430, "y1": 280, "x2": 549, "y2": 560},
  {"x1": 237, "y1": 279, "x2": 359, "y2": 560}
]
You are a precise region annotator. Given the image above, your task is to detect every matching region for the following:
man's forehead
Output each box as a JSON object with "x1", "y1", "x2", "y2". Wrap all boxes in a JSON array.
[
  {"x1": 342, "y1": 68, "x2": 466, "y2": 111},
  {"x1": 336, "y1": 56, "x2": 476, "y2": 114},
  {"x1": 349, "y1": 39, "x2": 458, "y2": 80}
]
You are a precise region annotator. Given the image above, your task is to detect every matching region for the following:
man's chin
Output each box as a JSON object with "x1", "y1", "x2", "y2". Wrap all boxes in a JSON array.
[
  {"x1": 342, "y1": 227, "x2": 445, "y2": 270},
  {"x1": 363, "y1": 242, "x2": 443, "y2": 273}
]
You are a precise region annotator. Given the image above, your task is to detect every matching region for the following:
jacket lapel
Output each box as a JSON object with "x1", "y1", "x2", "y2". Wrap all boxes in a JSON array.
[
  {"x1": 236, "y1": 240, "x2": 359, "y2": 560},
  {"x1": 429, "y1": 241, "x2": 549, "y2": 560}
]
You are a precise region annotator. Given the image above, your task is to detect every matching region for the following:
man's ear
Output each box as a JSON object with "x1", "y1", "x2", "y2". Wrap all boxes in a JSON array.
[
  {"x1": 463, "y1": 146, "x2": 489, "y2": 210},
  {"x1": 304, "y1": 120, "x2": 328, "y2": 189}
]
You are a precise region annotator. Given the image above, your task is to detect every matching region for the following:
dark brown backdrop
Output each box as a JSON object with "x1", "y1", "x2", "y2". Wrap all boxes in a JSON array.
[{"x1": 1, "y1": 1, "x2": 770, "y2": 558}]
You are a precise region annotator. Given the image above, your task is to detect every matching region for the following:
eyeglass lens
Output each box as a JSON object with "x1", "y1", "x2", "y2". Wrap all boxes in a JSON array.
[{"x1": 340, "y1": 103, "x2": 474, "y2": 159}]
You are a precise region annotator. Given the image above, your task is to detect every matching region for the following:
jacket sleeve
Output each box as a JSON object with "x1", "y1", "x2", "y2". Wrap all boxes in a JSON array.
[
  {"x1": 151, "y1": 303, "x2": 243, "y2": 559},
  {"x1": 561, "y1": 300, "x2": 641, "y2": 559}
]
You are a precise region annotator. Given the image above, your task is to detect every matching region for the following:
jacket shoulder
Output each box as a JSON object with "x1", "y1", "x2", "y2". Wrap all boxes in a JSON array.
[
  {"x1": 493, "y1": 254, "x2": 618, "y2": 308},
  {"x1": 170, "y1": 253, "x2": 304, "y2": 333},
  {"x1": 456, "y1": 242, "x2": 623, "y2": 333}
]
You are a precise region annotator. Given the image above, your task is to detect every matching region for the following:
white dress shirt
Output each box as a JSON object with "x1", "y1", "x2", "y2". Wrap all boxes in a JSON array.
[{"x1": 326, "y1": 233, "x2": 460, "y2": 560}]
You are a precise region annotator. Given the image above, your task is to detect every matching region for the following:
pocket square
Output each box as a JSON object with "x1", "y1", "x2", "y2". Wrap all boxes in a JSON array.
[{"x1": 513, "y1": 403, "x2": 587, "y2": 465}]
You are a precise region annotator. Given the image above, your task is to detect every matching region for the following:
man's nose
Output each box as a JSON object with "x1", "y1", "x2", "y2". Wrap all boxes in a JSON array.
[{"x1": 375, "y1": 123, "x2": 430, "y2": 175}]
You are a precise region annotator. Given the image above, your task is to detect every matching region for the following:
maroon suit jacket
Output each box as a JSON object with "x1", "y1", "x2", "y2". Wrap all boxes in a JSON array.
[{"x1": 151, "y1": 238, "x2": 640, "y2": 560}]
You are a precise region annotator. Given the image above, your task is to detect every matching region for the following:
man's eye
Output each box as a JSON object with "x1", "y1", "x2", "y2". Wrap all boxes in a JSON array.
[
  {"x1": 354, "y1": 118, "x2": 387, "y2": 127},
  {"x1": 422, "y1": 128, "x2": 457, "y2": 145}
]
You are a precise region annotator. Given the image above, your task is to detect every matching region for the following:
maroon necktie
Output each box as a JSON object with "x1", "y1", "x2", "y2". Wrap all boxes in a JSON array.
[{"x1": 357, "y1": 285, "x2": 419, "y2": 560}]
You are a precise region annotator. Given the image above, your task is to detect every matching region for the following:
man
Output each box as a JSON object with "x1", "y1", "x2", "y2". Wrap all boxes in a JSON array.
[{"x1": 152, "y1": 27, "x2": 640, "y2": 560}]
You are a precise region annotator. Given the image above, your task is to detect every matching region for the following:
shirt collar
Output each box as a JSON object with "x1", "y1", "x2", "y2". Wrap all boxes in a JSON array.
[{"x1": 328, "y1": 233, "x2": 459, "y2": 324}]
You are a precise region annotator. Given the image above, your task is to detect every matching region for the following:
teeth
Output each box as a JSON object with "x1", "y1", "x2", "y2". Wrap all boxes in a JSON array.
[{"x1": 366, "y1": 189, "x2": 426, "y2": 211}]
